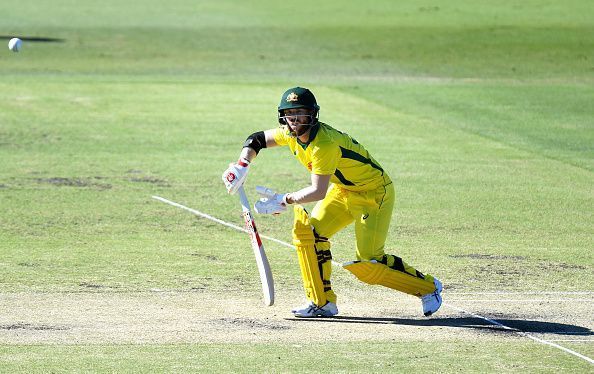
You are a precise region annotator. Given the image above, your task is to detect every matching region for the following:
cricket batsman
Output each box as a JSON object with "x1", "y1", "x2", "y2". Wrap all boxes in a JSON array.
[{"x1": 222, "y1": 87, "x2": 443, "y2": 317}]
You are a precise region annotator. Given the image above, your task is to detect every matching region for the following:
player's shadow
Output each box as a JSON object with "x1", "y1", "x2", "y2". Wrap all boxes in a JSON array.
[
  {"x1": 1, "y1": 36, "x2": 65, "y2": 43},
  {"x1": 287, "y1": 316, "x2": 592, "y2": 336}
]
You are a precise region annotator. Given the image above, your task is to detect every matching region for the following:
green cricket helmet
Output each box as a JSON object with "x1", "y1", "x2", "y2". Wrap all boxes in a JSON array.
[{"x1": 277, "y1": 87, "x2": 320, "y2": 126}]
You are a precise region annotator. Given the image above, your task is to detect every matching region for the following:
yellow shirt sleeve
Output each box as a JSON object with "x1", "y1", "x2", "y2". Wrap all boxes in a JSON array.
[
  {"x1": 310, "y1": 142, "x2": 340, "y2": 175},
  {"x1": 271, "y1": 127, "x2": 290, "y2": 146}
]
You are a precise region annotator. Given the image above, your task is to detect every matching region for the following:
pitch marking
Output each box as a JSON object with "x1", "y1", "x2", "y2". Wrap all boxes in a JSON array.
[
  {"x1": 448, "y1": 292, "x2": 594, "y2": 295},
  {"x1": 547, "y1": 339, "x2": 594, "y2": 342},
  {"x1": 447, "y1": 299, "x2": 593, "y2": 302},
  {"x1": 445, "y1": 304, "x2": 594, "y2": 364},
  {"x1": 152, "y1": 195, "x2": 342, "y2": 266},
  {"x1": 153, "y1": 195, "x2": 594, "y2": 365}
]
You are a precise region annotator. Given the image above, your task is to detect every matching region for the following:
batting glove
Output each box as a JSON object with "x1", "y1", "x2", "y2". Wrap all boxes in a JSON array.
[
  {"x1": 254, "y1": 186, "x2": 288, "y2": 215},
  {"x1": 222, "y1": 157, "x2": 250, "y2": 195}
]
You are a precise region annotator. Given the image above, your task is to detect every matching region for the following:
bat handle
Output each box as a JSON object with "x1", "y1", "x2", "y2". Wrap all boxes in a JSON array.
[{"x1": 237, "y1": 186, "x2": 251, "y2": 213}]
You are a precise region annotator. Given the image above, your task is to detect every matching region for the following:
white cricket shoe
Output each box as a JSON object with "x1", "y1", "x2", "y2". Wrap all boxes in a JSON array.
[
  {"x1": 421, "y1": 278, "x2": 443, "y2": 316},
  {"x1": 291, "y1": 301, "x2": 339, "y2": 318}
]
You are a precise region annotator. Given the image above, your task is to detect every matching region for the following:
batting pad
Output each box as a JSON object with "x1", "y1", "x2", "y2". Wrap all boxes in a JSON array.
[
  {"x1": 343, "y1": 261, "x2": 436, "y2": 297},
  {"x1": 293, "y1": 205, "x2": 327, "y2": 306}
]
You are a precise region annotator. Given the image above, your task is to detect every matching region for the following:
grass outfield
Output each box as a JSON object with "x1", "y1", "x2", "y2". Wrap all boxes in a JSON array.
[
  {"x1": 1, "y1": 0, "x2": 593, "y2": 372},
  {"x1": 2, "y1": 341, "x2": 591, "y2": 372}
]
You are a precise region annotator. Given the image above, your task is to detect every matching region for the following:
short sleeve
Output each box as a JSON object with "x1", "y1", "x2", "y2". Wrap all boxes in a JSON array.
[{"x1": 271, "y1": 127, "x2": 290, "y2": 146}]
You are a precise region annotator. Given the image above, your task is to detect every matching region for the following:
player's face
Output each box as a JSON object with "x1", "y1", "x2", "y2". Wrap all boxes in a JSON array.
[
  {"x1": 280, "y1": 108, "x2": 316, "y2": 138},
  {"x1": 282, "y1": 108, "x2": 314, "y2": 126}
]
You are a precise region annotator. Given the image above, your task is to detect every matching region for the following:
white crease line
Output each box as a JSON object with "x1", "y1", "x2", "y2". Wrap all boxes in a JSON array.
[
  {"x1": 448, "y1": 292, "x2": 594, "y2": 295},
  {"x1": 447, "y1": 299, "x2": 593, "y2": 302},
  {"x1": 152, "y1": 195, "x2": 342, "y2": 267},
  {"x1": 445, "y1": 303, "x2": 594, "y2": 365},
  {"x1": 546, "y1": 340, "x2": 594, "y2": 342},
  {"x1": 153, "y1": 195, "x2": 594, "y2": 366}
]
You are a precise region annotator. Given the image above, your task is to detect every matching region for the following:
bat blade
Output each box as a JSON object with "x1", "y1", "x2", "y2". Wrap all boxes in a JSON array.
[{"x1": 238, "y1": 186, "x2": 275, "y2": 306}]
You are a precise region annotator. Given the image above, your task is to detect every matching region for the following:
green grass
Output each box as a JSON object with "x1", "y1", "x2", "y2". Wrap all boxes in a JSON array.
[
  {"x1": 2, "y1": 341, "x2": 593, "y2": 373},
  {"x1": 2, "y1": 0, "x2": 593, "y2": 80},
  {"x1": 1, "y1": 0, "x2": 593, "y2": 371}
]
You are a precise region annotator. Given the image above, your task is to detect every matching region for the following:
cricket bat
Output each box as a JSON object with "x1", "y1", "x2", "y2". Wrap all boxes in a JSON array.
[{"x1": 238, "y1": 186, "x2": 275, "y2": 306}]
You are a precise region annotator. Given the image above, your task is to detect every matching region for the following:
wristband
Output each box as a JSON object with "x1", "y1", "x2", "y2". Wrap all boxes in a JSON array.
[{"x1": 237, "y1": 157, "x2": 250, "y2": 167}]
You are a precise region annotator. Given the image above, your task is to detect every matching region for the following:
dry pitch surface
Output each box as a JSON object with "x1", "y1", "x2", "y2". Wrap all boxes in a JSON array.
[{"x1": 1, "y1": 288, "x2": 592, "y2": 361}]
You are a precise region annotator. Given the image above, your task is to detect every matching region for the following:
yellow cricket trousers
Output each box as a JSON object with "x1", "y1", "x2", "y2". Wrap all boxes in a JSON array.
[{"x1": 311, "y1": 181, "x2": 395, "y2": 261}]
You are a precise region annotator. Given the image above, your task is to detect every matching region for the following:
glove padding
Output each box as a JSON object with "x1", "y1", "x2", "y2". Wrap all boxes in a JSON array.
[
  {"x1": 254, "y1": 186, "x2": 288, "y2": 215},
  {"x1": 222, "y1": 158, "x2": 250, "y2": 194}
]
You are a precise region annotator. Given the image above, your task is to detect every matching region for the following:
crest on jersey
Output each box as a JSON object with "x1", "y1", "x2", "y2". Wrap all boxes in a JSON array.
[{"x1": 286, "y1": 92, "x2": 299, "y2": 102}]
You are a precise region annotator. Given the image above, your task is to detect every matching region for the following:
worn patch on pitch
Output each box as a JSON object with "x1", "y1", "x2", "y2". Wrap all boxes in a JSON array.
[
  {"x1": 0, "y1": 323, "x2": 69, "y2": 331},
  {"x1": 128, "y1": 176, "x2": 170, "y2": 186},
  {"x1": 1, "y1": 290, "x2": 591, "y2": 345},
  {"x1": 78, "y1": 282, "x2": 110, "y2": 289},
  {"x1": 215, "y1": 317, "x2": 292, "y2": 331},
  {"x1": 34, "y1": 177, "x2": 112, "y2": 190}
]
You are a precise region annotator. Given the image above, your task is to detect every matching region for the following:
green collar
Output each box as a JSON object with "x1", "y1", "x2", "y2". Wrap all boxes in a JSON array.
[{"x1": 296, "y1": 122, "x2": 321, "y2": 150}]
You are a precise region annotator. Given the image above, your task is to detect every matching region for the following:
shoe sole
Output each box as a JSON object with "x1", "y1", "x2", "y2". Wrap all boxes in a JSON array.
[
  {"x1": 292, "y1": 303, "x2": 338, "y2": 318},
  {"x1": 292, "y1": 309, "x2": 338, "y2": 318},
  {"x1": 293, "y1": 314, "x2": 337, "y2": 318},
  {"x1": 293, "y1": 312, "x2": 338, "y2": 318},
  {"x1": 423, "y1": 280, "x2": 443, "y2": 316}
]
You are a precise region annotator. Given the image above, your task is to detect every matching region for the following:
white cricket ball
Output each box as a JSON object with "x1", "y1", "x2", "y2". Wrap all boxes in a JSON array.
[{"x1": 8, "y1": 38, "x2": 22, "y2": 52}]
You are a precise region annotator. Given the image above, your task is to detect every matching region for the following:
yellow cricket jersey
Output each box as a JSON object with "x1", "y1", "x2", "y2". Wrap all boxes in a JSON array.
[{"x1": 271, "y1": 122, "x2": 391, "y2": 191}]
